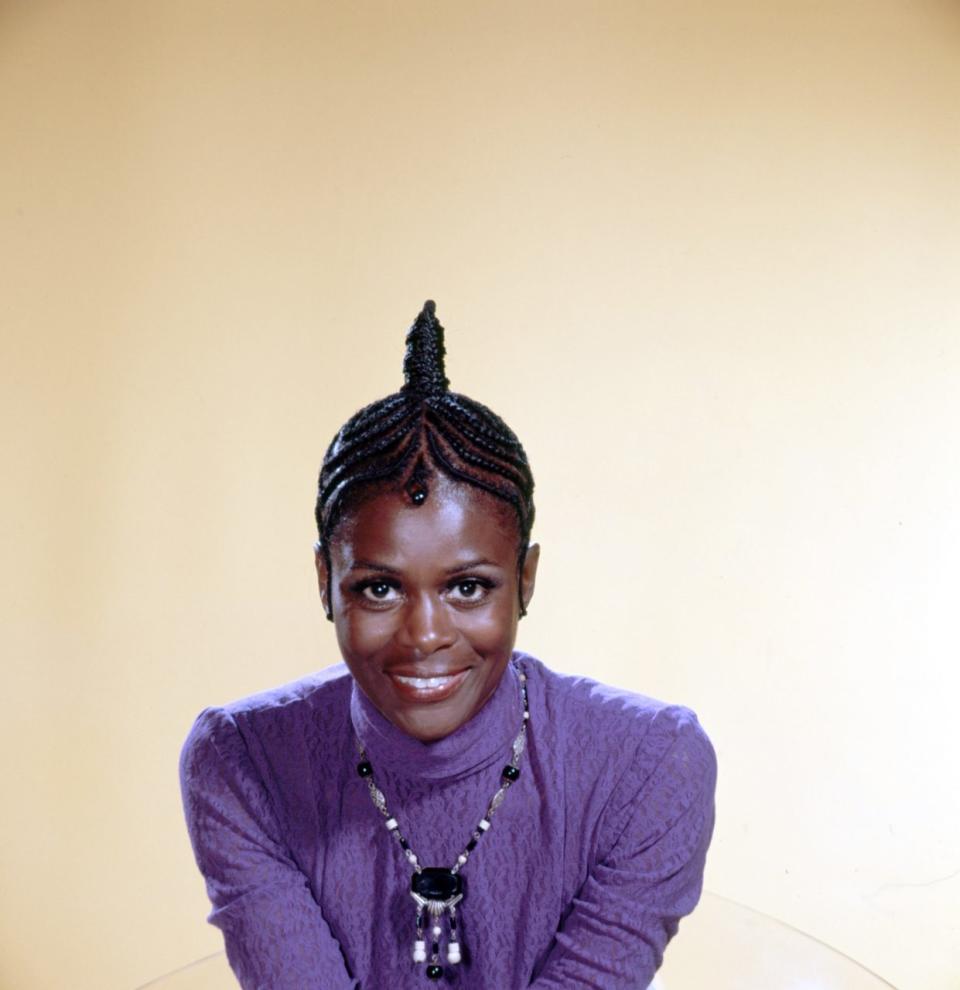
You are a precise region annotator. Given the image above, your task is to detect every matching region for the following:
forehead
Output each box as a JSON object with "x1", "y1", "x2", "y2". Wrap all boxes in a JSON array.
[{"x1": 331, "y1": 479, "x2": 520, "y2": 568}]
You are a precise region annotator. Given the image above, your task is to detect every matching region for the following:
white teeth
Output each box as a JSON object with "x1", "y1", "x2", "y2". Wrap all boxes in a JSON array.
[{"x1": 394, "y1": 674, "x2": 456, "y2": 689}]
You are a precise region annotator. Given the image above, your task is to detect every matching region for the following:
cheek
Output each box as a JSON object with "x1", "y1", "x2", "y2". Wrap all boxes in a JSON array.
[
  {"x1": 460, "y1": 600, "x2": 519, "y2": 655},
  {"x1": 335, "y1": 607, "x2": 395, "y2": 662}
]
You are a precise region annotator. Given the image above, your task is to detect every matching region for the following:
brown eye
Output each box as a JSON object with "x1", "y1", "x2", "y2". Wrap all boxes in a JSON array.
[
  {"x1": 356, "y1": 580, "x2": 399, "y2": 602},
  {"x1": 447, "y1": 577, "x2": 495, "y2": 603}
]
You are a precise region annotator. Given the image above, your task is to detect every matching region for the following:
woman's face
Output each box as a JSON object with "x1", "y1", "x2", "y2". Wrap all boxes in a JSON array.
[{"x1": 316, "y1": 478, "x2": 539, "y2": 742}]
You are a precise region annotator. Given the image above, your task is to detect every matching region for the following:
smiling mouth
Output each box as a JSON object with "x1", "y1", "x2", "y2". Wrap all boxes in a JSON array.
[
  {"x1": 394, "y1": 674, "x2": 457, "y2": 689},
  {"x1": 387, "y1": 668, "x2": 469, "y2": 702}
]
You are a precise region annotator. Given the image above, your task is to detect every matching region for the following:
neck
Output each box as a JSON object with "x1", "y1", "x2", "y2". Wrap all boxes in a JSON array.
[{"x1": 350, "y1": 655, "x2": 524, "y2": 782}]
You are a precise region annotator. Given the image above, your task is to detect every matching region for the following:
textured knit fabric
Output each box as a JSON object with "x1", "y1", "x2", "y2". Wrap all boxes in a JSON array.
[{"x1": 180, "y1": 652, "x2": 717, "y2": 990}]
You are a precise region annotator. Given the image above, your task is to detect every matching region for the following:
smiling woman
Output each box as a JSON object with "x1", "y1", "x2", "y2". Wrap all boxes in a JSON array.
[
  {"x1": 320, "y1": 478, "x2": 539, "y2": 742},
  {"x1": 179, "y1": 302, "x2": 717, "y2": 990}
]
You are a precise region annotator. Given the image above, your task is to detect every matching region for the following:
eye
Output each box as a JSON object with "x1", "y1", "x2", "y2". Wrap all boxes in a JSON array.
[
  {"x1": 447, "y1": 577, "x2": 495, "y2": 604},
  {"x1": 353, "y1": 579, "x2": 400, "y2": 604}
]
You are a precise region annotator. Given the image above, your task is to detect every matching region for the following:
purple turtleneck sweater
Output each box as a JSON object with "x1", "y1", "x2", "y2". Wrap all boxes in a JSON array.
[{"x1": 180, "y1": 653, "x2": 716, "y2": 989}]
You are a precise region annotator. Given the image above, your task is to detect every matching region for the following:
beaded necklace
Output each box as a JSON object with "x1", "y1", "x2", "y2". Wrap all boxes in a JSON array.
[{"x1": 355, "y1": 665, "x2": 530, "y2": 982}]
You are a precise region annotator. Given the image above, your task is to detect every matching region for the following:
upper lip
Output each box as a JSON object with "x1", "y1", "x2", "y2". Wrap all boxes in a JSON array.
[{"x1": 386, "y1": 667, "x2": 469, "y2": 679}]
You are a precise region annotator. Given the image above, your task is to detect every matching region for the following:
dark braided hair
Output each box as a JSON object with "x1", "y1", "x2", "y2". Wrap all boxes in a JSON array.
[{"x1": 315, "y1": 300, "x2": 535, "y2": 620}]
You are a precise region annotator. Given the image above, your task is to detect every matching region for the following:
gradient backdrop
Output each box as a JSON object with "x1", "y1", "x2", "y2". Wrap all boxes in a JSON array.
[{"x1": 2, "y1": 2, "x2": 958, "y2": 988}]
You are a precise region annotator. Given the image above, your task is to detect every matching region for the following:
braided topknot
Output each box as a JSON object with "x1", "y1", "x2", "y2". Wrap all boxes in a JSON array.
[
  {"x1": 401, "y1": 300, "x2": 449, "y2": 397},
  {"x1": 315, "y1": 300, "x2": 536, "y2": 619}
]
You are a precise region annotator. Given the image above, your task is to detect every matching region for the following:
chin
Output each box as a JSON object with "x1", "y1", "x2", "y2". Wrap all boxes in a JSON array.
[{"x1": 395, "y1": 703, "x2": 472, "y2": 742}]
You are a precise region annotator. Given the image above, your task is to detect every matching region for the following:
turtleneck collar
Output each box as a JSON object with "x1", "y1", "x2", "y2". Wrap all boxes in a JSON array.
[{"x1": 350, "y1": 653, "x2": 525, "y2": 782}]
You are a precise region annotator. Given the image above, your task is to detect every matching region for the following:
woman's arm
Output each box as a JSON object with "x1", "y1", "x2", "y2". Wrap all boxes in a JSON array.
[
  {"x1": 530, "y1": 709, "x2": 717, "y2": 989},
  {"x1": 180, "y1": 706, "x2": 360, "y2": 990}
]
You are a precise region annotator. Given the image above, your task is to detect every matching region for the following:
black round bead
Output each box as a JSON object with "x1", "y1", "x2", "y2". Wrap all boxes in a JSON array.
[
  {"x1": 357, "y1": 761, "x2": 373, "y2": 778},
  {"x1": 426, "y1": 964, "x2": 443, "y2": 980},
  {"x1": 502, "y1": 764, "x2": 520, "y2": 782}
]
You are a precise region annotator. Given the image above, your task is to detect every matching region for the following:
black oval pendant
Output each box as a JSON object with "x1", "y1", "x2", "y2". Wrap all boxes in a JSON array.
[{"x1": 411, "y1": 867, "x2": 463, "y2": 901}]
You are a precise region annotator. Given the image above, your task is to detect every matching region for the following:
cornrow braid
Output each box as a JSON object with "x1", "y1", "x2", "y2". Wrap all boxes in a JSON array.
[{"x1": 315, "y1": 300, "x2": 536, "y2": 620}]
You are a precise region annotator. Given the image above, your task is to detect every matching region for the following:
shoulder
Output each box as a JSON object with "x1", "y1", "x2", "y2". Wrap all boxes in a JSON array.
[
  {"x1": 517, "y1": 652, "x2": 716, "y2": 806},
  {"x1": 222, "y1": 661, "x2": 353, "y2": 721},
  {"x1": 180, "y1": 663, "x2": 353, "y2": 775},
  {"x1": 521, "y1": 652, "x2": 711, "y2": 751}
]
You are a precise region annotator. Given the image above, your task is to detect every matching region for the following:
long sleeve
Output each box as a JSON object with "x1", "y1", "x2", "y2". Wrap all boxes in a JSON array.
[
  {"x1": 530, "y1": 707, "x2": 717, "y2": 989},
  {"x1": 179, "y1": 706, "x2": 360, "y2": 990}
]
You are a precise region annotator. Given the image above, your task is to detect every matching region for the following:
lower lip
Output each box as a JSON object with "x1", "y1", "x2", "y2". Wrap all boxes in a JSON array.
[{"x1": 387, "y1": 669, "x2": 470, "y2": 703}]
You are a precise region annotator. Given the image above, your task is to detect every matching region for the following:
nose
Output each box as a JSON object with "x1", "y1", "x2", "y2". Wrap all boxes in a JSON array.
[{"x1": 396, "y1": 590, "x2": 457, "y2": 657}]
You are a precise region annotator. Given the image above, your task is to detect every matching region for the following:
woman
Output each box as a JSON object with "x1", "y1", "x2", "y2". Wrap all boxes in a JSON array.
[{"x1": 180, "y1": 301, "x2": 717, "y2": 989}]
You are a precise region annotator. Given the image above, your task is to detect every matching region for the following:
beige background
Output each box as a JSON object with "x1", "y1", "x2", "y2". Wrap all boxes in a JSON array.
[{"x1": 2, "y1": 1, "x2": 958, "y2": 988}]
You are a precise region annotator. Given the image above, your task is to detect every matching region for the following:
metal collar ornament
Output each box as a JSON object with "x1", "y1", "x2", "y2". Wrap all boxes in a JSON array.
[{"x1": 355, "y1": 666, "x2": 530, "y2": 982}]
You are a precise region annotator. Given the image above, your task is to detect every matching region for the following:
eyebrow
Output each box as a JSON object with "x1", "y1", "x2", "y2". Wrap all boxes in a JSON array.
[
  {"x1": 349, "y1": 559, "x2": 402, "y2": 575},
  {"x1": 443, "y1": 558, "x2": 501, "y2": 575},
  {"x1": 347, "y1": 557, "x2": 502, "y2": 575}
]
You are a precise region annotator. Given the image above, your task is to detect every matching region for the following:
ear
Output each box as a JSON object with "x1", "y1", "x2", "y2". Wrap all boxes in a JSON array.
[
  {"x1": 520, "y1": 542, "x2": 540, "y2": 614},
  {"x1": 313, "y1": 541, "x2": 333, "y2": 621}
]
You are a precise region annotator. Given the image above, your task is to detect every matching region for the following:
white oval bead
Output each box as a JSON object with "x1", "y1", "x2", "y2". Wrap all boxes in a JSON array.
[
  {"x1": 457, "y1": 854, "x2": 467, "y2": 865},
  {"x1": 432, "y1": 925, "x2": 442, "y2": 937},
  {"x1": 385, "y1": 817, "x2": 398, "y2": 831}
]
